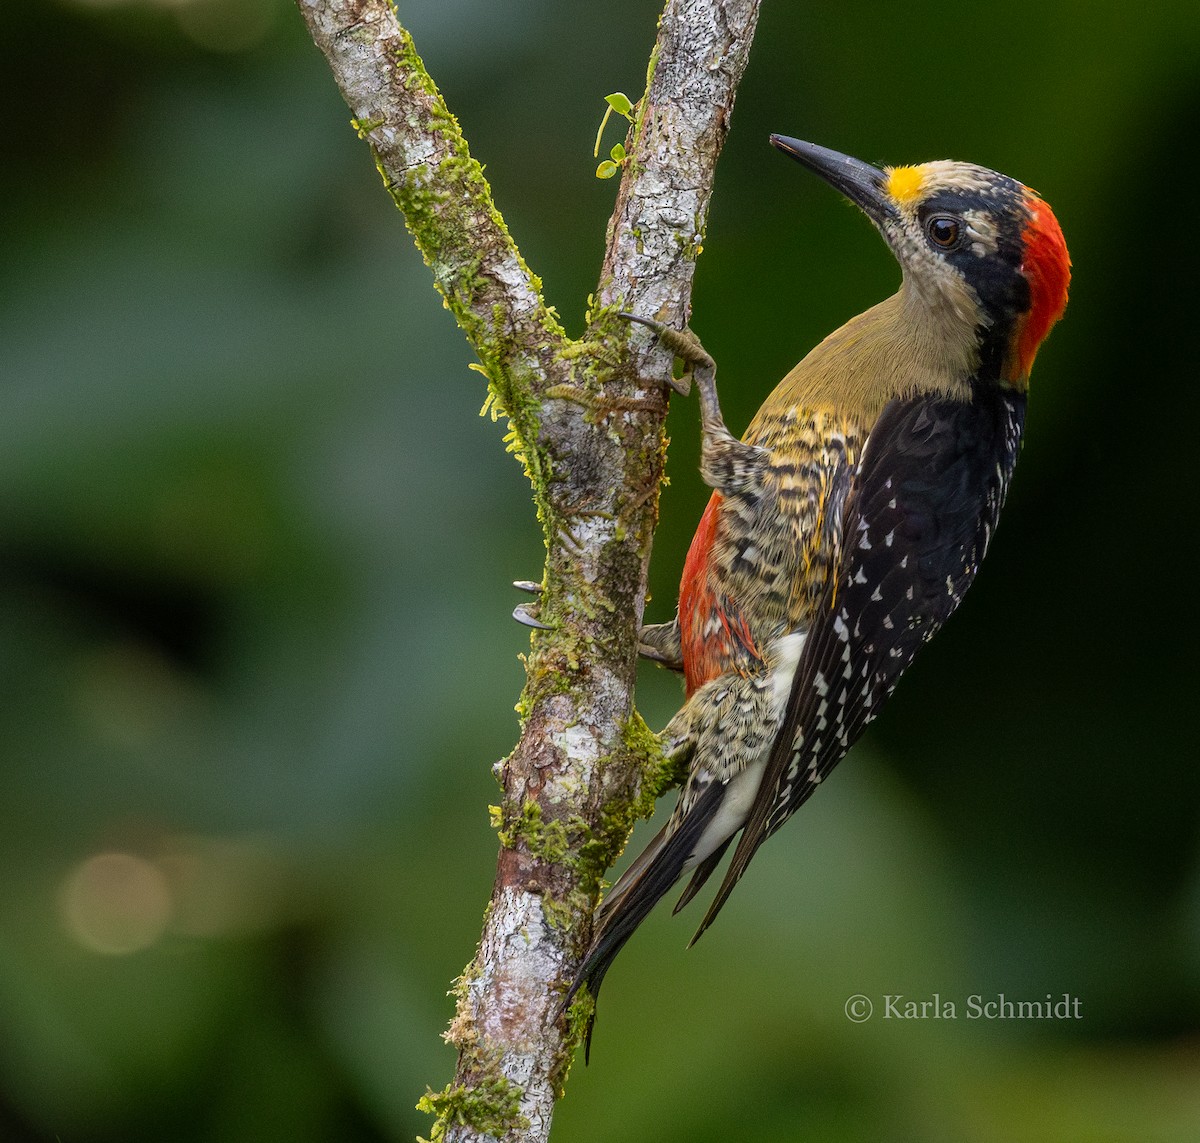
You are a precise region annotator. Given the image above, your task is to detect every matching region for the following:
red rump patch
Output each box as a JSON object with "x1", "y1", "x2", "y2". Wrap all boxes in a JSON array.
[
  {"x1": 678, "y1": 492, "x2": 761, "y2": 696},
  {"x1": 1016, "y1": 193, "x2": 1071, "y2": 378},
  {"x1": 679, "y1": 493, "x2": 723, "y2": 696}
]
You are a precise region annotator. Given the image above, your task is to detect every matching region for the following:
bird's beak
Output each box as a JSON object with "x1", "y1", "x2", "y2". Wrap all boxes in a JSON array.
[{"x1": 770, "y1": 136, "x2": 895, "y2": 228}]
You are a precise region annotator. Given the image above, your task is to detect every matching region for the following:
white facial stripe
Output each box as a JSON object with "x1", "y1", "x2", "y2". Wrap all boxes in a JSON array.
[{"x1": 963, "y1": 208, "x2": 999, "y2": 257}]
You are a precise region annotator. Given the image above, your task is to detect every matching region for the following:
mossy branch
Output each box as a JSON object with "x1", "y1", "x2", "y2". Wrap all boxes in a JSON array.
[{"x1": 295, "y1": 2, "x2": 763, "y2": 1140}]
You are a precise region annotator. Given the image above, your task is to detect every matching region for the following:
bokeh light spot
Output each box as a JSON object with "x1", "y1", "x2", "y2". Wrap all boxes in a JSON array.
[{"x1": 59, "y1": 852, "x2": 174, "y2": 955}]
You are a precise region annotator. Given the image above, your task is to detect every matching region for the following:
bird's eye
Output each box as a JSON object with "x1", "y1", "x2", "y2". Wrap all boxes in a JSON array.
[{"x1": 926, "y1": 215, "x2": 962, "y2": 249}]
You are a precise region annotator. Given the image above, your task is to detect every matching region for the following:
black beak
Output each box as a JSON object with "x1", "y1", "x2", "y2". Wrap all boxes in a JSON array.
[{"x1": 770, "y1": 136, "x2": 894, "y2": 227}]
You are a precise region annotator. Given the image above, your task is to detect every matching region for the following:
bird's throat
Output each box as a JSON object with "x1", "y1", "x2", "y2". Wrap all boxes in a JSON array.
[{"x1": 757, "y1": 287, "x2": 981, "y2": 428}]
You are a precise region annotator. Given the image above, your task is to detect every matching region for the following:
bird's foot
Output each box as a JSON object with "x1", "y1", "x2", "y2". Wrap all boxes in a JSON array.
[
  {"x1": 512, "y1": 581, "x2": 684, "y2": 672},
  {"x1": 637, "y1": 618, "x2": 684, "y2": 673},
  {"x1": 618, "y1": 312, "x2": 724, "y2": 433}
]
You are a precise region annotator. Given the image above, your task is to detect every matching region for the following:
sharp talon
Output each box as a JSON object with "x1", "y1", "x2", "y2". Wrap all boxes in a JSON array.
[
  {"x1": 618, "y1": 311, "x2": 662, "y2": 333},
  {"x1": 513, "y1": 603, "x2": 553, "y2": 631},
  {"x1": 512, "y1": 580, "x2": 543, "y2": 595}
]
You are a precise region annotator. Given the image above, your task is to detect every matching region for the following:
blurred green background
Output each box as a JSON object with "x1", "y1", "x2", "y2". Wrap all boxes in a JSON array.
[{"x1": 3, "y1": 1, "x2": 1199, "y2": 1140}]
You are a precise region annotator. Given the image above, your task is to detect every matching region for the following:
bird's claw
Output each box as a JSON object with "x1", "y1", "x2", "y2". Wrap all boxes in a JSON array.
[
  {"x1": 512, "y1": 581, "x2": 554, "y2": 630},
  {"x1": 513, "y1": 602, "x2": 553, "y2": 631}
]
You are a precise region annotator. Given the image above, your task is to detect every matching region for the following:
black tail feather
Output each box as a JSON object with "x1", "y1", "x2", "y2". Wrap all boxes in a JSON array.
[
  {"x1": 561, "y1": 780, "x2": 726, "y2": 1061},
  {"x1": 672, "y1": 837, "x2": 731, "y2": 915}
]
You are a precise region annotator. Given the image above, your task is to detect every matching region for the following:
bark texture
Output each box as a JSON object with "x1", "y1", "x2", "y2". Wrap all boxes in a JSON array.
[{"x1": 295, "y1": 2, "x2": 762, "y2": 1139}]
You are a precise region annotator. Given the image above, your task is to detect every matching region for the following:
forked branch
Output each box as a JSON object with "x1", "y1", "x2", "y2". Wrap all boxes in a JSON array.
[{"x1": 294, "y1": 2, "x2": 762, "y2": 1139}]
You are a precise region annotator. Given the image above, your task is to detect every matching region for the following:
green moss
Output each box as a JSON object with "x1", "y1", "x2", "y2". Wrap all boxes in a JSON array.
[
  {"x1": 417, "y1": 1074, "x2": 529, "y2": 1142},
  {"x1": 483, "y1": 356, "x2": 548, "y2": 501},
  {"x1": 393, "y1": 26, "x2": 441, "y2": 102},
  {"x1": 496, "y1": 799, "x2": 571, "y2": 862},
  {"x1": 350, "y1": 115, "x2": 385, "y2": 138},
  {"x1": 494, "y1": 798, "x2": 607, "y2": 904},
  {"x1": 628, "y1": 709, "x2": 681, "y2": 797},
  {"x1": 540, "y1": 894, "x2": 574, "y2": 932},
  {"x1": 589, "y1": 711, "x2": 679, "y2": 863}
]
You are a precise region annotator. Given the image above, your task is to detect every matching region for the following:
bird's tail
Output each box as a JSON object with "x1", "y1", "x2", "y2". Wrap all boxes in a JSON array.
[{"x1": 562, "y1": 780, "x2": 725, "y2": 1061}]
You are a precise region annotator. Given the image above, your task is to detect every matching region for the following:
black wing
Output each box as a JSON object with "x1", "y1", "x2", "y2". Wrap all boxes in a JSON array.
[{"x1": 692, "y1": 387, "x2": 1026, "y2": 938}]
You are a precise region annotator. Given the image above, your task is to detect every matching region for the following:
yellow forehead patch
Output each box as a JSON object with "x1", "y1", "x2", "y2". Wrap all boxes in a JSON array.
[{"x1": 884, "y1": 165, "x2": 926, "y2": 206}]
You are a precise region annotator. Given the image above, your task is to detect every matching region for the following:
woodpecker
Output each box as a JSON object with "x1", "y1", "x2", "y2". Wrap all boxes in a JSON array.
[{"x1": 563, "y1": 136, "x2": 1070, "y2": 1046}]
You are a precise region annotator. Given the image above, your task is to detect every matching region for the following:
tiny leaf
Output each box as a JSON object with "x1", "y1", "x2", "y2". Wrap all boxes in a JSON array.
[
  {"x1": 610, "y1": 143, "x2": 626, "y2": 163},
  {"x1": 605, "y1": 92, "x2": 633, "y2": 118},
  {"x1": 596, "y1": 160, "x2": 619, "y2": 179}
]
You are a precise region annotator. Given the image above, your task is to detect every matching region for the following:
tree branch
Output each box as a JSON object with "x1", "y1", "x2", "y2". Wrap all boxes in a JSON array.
[{"x1": 295, "y1": 1, "x2": 762, "y2": 1139}]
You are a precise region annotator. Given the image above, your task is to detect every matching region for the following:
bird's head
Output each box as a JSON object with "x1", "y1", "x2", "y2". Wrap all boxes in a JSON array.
[{"x1": 771, "y1": 136, "x2": 1070, "y2": 386}]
